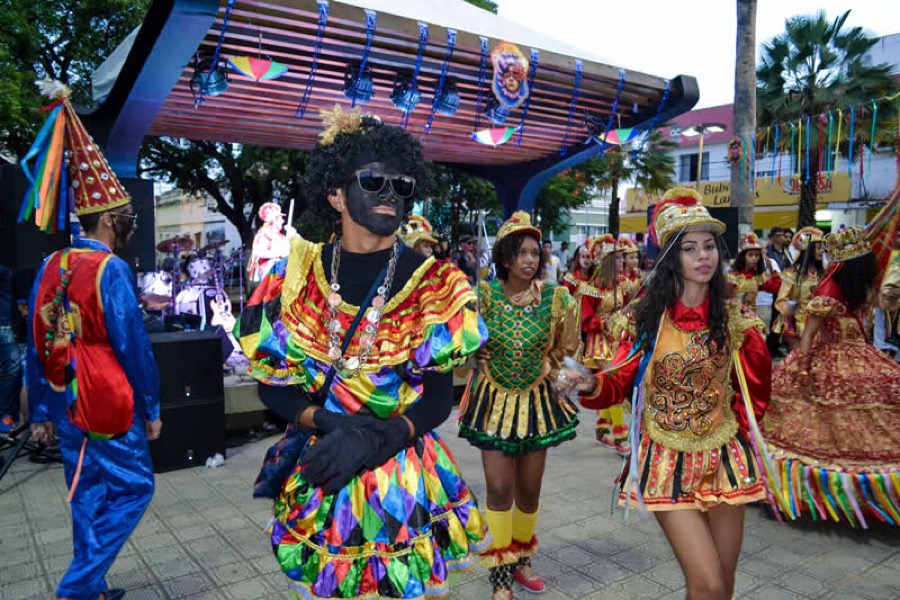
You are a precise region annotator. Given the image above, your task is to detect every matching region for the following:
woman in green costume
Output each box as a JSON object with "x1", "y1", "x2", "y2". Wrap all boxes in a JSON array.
[{"x1": 458, "y1": 211, "x2": 581, "y2": 600}]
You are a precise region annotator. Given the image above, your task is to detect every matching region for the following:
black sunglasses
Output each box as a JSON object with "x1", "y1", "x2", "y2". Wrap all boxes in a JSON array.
[{"x1": 353, "y1": 169, "x2": 416, "y2": 199}]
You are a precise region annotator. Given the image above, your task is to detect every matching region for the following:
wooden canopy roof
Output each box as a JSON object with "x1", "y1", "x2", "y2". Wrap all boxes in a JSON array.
[{"x1": 143, "y1": 0, "x2": 697, "y2": 168}]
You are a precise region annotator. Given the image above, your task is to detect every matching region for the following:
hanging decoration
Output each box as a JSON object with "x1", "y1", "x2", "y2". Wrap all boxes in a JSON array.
[
  {"x1": 484, "y1": 42, "x2": 530, "y2": 125},
  {"x1": 629, "y1": 79, "x2": 670, "y2": 158},
  {"x1": 515, "y1": 48, "x2": 539, "y2": 148},
  {"x1": 296, "y1": 0, "x2": 329, "y2": 118},
  {"x1": 228, "y1": 25, "x2": 288, "y2": 81},
  {"x1": 471, "y1": 126, "x2": 519, "y2": 147},
  {"x1": 471, "y1": 37, "x2": 490, "y2": 135},
  {"x1": 391, "y1": 23, "x2": 429, "y2": 128},
  {"x1": 424, "y1": 29, "x2": 457, "y2": 133},
  {"x1": 193, "y1": 0, "x2": 235, "y2": 108},
  {"x1": 593, "y1": 127, "x2": 641, "y2": 146},
  {"x1": 343, "y1": 10, "x2": 377, "y2": 106},
  {"x1": 726, "y1": 136, "x2": 744, "y2": 166},
  {"x1": 559, "y1": 60, "x2": 583, "y2": 155}
]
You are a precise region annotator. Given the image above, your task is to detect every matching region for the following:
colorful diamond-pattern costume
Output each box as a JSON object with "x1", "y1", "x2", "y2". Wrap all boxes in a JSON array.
[{"x1": 239, "y1": 238, "x2": 489, "y2": 599}]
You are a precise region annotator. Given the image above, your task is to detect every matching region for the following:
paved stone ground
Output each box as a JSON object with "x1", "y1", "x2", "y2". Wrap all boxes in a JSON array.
[{"x1": 2, "y1": 418, "x2": 899, "y2": 600}]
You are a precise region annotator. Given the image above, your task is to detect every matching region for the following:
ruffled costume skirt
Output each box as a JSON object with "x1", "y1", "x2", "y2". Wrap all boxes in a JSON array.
[
  {"x1": 765, "y1": 342, "x2": 900, "y2": 527},
  {"x1": 619, "y1": 429, "x2": 766, "y2": 511},
  {"x1": 272, "y1": 432, "x2": 489, "y2": 599},
  {"x1": 458, "y1": 376, "x2": 578, "y2": 456}
]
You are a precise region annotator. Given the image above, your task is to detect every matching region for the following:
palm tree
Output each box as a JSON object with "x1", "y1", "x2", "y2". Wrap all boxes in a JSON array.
[
  {"x1": 757, "y1": 9, "x2": 894, "y2": 227},
  {"x1": 598, "y1": 130, "x2": 676, "y2": 237},
  {"x1": 732, "y1": 0, "x2": 757, "y2": 233}
]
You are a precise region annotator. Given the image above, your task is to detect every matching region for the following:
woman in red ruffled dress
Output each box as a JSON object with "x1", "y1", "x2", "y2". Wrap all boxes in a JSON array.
[{"x1": 764, "y1": 226, "x2": 900, "y2": 527}]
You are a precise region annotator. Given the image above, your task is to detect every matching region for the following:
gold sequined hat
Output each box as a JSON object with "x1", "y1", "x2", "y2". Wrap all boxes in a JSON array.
[
  {"x1": 399, "y1": 214, "x2": 438, "y2": 248},
  {"x1": 496, "y1": 211, "x2": 541, "y2": 243},
  {"x1": 823, "y1": 226, "x2": 871, "y2": 262},
  {"x1": 616, "y1": 236, "x2": 639, "y2": 254},
  {"x1": 791, "y1": 226, "x2": 824, "y2": 251},
  {"x1": 650, "y1": 187, "x2": 725, "y2": 248},
  {"x1": 589, "y1": 233, "x2": 620, "y2": 264},
  {"x1": 739, "y1": 232, "x2": 763, "y2": 253}
]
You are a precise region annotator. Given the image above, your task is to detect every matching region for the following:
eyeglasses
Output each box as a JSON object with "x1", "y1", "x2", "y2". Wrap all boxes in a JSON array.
[
  {"x1": 354, "y1": 170, "x2": 416, "y2": 199},
  {"x1": 113, "y1": 212, "x2": 138, "y2": 225}
]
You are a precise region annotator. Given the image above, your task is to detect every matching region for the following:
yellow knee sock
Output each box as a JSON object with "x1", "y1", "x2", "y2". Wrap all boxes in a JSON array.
[
  {"x1": 485, "y1": 508, "x2": 513, "y2": 550},
  {"x1": 512, "y1": 506, "x2": 539, "y2": 543}
]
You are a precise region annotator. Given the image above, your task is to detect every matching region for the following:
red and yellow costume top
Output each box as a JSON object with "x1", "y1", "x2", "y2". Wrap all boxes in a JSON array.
[
  {"x1": 562, "y1": 269, "x2": 592, "y2": 296},
  {"x1": 581, "y1": 298, "x2": 771, "y2": 510},
  {"x1": 578, "y1": 279, "x2": 625, "y2": 368},
  {"x1": 773, "y1": 267, "x2": 821, "y2": 338},
  {"x1": 726, "y1": 269, "x2": 781, "y2": 314}
]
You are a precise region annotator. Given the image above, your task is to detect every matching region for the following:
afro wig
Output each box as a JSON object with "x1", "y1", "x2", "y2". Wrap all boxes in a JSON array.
[{"x1": 304, "y1": 110, "x2": 434, "y2": 225}]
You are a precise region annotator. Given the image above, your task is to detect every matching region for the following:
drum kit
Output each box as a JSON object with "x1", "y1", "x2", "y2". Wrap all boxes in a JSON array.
[{"x1": 140, "y1": 235, "x2": 239, "y2": 332}]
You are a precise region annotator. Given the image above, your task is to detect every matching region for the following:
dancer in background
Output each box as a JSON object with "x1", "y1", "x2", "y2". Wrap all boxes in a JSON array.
[
  {"x1": 580, "y1": 234, "x2": 629, "y2": 451},
  {"x1": 23, "y1": 82, "x2": 160, "y2": 600},
  {"x1": 239, "y1": 106, "x2": 489, "y2": 599},
  {"x1": 398, "y1": 214, "x2": 439, "y2": 257},
  {"x1": 727, "y1": 233, "x2": 781, "y2": 322},
  {"x1": 563, "y1": 244, "x2": 593, "y2": 296},
  {"x1": 764, "y1": 226, "x2": 900, "y2": 526},
  {"x1": 560, "y1": 188, "x2": 771, "y2": 600},
  {"x1": 773, "y1": 227, "x2": 825, "y2": 351},
  {"x1": 458, "y1": 212, "x2": 580, "y2": 600},
  {"x1": 247, "y1": 202, "x2": 292, "y2": 283},
  {"x1": 617, "y1": 236, "x2": 644, "y2": 305}
]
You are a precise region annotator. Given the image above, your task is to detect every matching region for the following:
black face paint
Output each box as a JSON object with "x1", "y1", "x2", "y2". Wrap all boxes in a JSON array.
[{"x1": 345, "y1": 161, "x2": 407, "y2": 236}]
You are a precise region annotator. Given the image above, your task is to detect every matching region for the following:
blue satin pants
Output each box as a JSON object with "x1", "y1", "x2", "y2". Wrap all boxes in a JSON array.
[{"x1": 56, "y1": 415, "x2": 155, "y2": 600}]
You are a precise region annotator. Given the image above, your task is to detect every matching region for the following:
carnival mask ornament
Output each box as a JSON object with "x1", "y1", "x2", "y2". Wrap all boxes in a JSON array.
[{"x1": 345, "y1": 162, "x2": 412, "y2": 236}]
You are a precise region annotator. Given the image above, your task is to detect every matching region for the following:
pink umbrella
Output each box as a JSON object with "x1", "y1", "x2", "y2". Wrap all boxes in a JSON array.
[{"x1": 471, "y1": 126, "x2": 519, "y2": 147}]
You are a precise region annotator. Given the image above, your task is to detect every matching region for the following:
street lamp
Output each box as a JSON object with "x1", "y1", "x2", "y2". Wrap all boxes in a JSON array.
[{"x1": 682, "y1": 123, "x2": 726, "y2": 189}]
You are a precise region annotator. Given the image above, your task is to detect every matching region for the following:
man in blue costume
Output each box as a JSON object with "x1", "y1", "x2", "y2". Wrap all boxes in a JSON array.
[{"x1": 24, "y1": 82, "x2": 161, "y2": 600}]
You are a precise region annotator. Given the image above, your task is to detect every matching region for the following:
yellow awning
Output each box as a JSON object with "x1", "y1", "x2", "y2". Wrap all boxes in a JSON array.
[{"x1": 619, "y1": 215, "x2": 648, "y2": 233}]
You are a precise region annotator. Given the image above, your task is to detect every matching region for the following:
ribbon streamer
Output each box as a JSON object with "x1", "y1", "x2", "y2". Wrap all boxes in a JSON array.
[
  {"x1": 471, "y1": 37, "x2": 489, "y2": 134},
  {"x1": 804, "y1": 115, "x2": 811, "y2": 184},
  {"x1": 296, "y1": 0, "x2": 330, "y2": 117},
  {"x1": 848, "y1": 107, "x2": 855, "y2": 179},
  {"x1": 633, "y1": 80, "x2": 671, "y2": 157},
  {"x1": 424, "y1": 29, "x2": 457, "y2": 133},
  {"x1": 559, "y1": 60, "x2": 583, "y2": 155},
  {"x1": 868, "y1": 100, "x2": 878, "y2": 178},
  {"x1": 515, "y1": 49, "x2": 540, "y2": 148},
  {"x1": 196, "y1": 0, "x2": 235, "y2": 108},
  {"x1": 770, "y1": 125, "x2": 779, "y2": 187}
]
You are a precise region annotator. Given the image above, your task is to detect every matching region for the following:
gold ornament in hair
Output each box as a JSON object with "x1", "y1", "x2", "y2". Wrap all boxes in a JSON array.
[
  {"x1": 318, "y1": 104, "x2": 364, "y2": 146},
  {"x1": 823, "y1": 226, "x2": 871, "y2": 262}
]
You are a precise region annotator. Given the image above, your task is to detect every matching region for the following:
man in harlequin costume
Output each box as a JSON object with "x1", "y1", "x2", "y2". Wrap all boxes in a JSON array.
[
  {"x1": 398, "y1": 214, "x2": 439, "y2": 257},
  {"x1": 237, "y1": 105, "x2": 489, "y2": 600},
  {"x1": 23, "y1": 82, "x2": 161, "y2": 600},
  {"x1": 248, "y1": 201, "x2": 293, "y2": 282}
]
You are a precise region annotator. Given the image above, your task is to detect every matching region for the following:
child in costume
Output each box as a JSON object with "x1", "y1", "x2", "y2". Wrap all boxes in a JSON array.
[
  {"x1": 238, "y1": 106, "x2": 489, "y2": 599},
  {"x1": 773, "y1": 227, "x2": 825, "y2": 350},
  {"x1": 399, "y1": 214, "x2": 439, "y2": 257},
  {"x1": 764, "y1": 226, "x2": 900, "y2": 526},
  {"x1": 616, "y1": 236, "x2": 644, "y2": 305},
  {"x1": 560, "y1": 188, "x2": 771, "y2": 600},
  {"x1": 727, "y1": 233, "x2": 781, "y2": 323},
  {"x1": 457, "y1": 212, "x2": 580, "y2": 600},
  {"x1": 562, "y1": 243, "x2": 593, "y2": 296}
]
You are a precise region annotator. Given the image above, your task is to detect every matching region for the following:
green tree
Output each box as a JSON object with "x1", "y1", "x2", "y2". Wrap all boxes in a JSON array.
[
  {"x1": 140, "y1": 139, "x2": 317, "y2": 245},
  {"x1": 757, "y1": 9, "x2": 894, "y2": 227},
  {"x1": 0, "y1": 0, "x2": 150, "y2": 158},
  {"x1": 427, "y1": 165, "x2": 500, "y2": 241},
  {"x1": 595, "y1": 130, "x2": 676, "y2": 237}
]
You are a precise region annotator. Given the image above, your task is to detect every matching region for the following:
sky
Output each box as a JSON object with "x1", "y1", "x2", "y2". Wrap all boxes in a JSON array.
[{"x1": 497, "y1": 0, "x2": 900, "y2": 108}]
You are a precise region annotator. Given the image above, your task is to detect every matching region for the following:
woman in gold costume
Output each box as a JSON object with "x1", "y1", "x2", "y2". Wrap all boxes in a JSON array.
[
  {"x1": 560, "y1": 188, "x2": 772, "y2": 600},
  {"x1": 773, "y1": 227, "x2": 825, "y2": 350},
  {"x1": 765, "y1": 226, "x2": 900, "y2": 527},
  {"x1": 458, "y1": 212, "x2": 580, "y2": 600}
]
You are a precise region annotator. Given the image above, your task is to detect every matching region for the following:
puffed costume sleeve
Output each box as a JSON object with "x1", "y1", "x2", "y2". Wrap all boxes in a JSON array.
[
  {"x1": 237, "y1": 256, "x2": 311, "y2": 388},
  {"x1": 729, "y1": 326, "x2": 771, "y2": 436},
  {"x1": 579, "y1": 339, "x2": 641, "y2": 410},
  {"x1": 545, "y1": 286, "x2": 581, "y2": 381},
  {"x1": 103, "y1": 257, "x2": 161, "y2": 422},
  {"x1": 774, "y1": 269, "x2": 798, "y2": 317},
  {"x1": 759, "y1": 272, "x2": 782, "y2": 295},
  {"x1": 806, "y1": 279, "x2": 843, "y2": 317},
  {"x1": 411, "y1": 261, "x2": 488, "y2": 372}
]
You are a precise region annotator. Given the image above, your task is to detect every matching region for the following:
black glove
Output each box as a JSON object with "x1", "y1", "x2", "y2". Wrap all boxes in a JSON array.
[
  {"x1": 300, "y1": 426, "x2": 383, "y2": 493},
  {"x1": 311, "y1": 409, "x2": 378, "y2": 434},
  {"x1": 299, "y1": 418, "x2": 412, "y2": 493}
]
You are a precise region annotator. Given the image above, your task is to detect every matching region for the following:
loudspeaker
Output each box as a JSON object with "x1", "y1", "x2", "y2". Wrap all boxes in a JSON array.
[
  {"x1": 117, "y1": 178, "x2": 156, "y2": 273},
  {"x1": 0, "y1": 163, "x2": 69, "y2": 271},
  {"x1": 149, "y1": 331, "x2": 225, "y2": 472}
]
